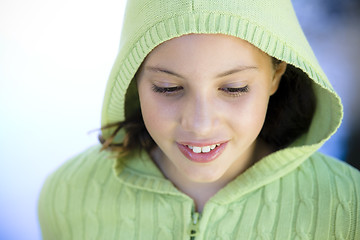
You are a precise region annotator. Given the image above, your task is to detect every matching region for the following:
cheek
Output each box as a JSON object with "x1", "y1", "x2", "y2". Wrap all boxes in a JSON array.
[
  {"x1": 225, "y1": 90, "x2": 270, "y2": 133},
  {"x1": 141, "y1": 96, "x2": 177, "y2": 122},
  {"x1": 138, "y1": 88, "x2": 176, "y2": 138}
]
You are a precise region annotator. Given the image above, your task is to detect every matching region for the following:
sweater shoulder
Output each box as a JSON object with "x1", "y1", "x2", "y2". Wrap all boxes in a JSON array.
[
  {"x1": 42, "y1": 145, "x2": 115, "y2": 188},
  {"x1": 302, "y1": 152, "x2": 360, "y2": 231},
  {"x1": 292, "y1": 152, "x2": 360, "y2": 238},
  {"x1": 306, "y1": 152, "x2": 360, "y2": 185},
  {"x1": 38, "y1": 145, "x2": 117, "y2": 238},
  {"x1": 301, "y1": 152, "x2": 360, "y2": 194},
  {"x1": 38, "y1": 145, "x2": 116, "y2": 208}
]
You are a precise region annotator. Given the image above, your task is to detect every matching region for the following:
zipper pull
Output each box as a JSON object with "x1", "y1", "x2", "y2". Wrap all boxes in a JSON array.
[{"x1": 189, "y1": 211, "x2": 200, "y2": 238}]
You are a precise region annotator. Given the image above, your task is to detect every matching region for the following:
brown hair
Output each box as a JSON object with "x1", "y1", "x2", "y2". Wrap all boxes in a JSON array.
[{"x1": 99, "y1": 58, "x2": 316, "y2": 156}]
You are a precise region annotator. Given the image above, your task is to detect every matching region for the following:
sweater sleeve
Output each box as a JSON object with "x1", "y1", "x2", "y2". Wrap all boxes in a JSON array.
[
  {"x1": 37, "y1": 145, "x2": 108, "y2": 240},
  {"x1": 38, "y1": 171, "x2": 61, "y2": 240},
  {"x1": 320, "y1": 154, "x2": 360, "y2": 239},
  {"x1": 351, "y1": 165, "x2": 360, "y2": 240}
]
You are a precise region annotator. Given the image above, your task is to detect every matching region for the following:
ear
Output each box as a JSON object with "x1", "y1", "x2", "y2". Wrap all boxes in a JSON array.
[{"x1": 270, "y1": 61, "x2": 287, "y2": 95}]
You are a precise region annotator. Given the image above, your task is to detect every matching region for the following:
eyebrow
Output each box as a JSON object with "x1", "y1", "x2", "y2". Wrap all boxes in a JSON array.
[
  {"x1": 145, "y1": 65, "x2": 258, "y2": 79},
  {"x1": 216, "y1": 65, "x2": 258, "y2": 78},
  {"x1": 146, "y1": 66, "x2": 184, "y2": 78}
]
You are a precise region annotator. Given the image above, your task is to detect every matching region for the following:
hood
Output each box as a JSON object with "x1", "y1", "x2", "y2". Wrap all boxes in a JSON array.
[{"x1": 101, "y1": 0, "x2": 343, "y2": 167}]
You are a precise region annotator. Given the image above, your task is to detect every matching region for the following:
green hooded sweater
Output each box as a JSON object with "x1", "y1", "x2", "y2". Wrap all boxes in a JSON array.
[{"x1": 38, "y1": 0, "x2": 360, "y2": 239}]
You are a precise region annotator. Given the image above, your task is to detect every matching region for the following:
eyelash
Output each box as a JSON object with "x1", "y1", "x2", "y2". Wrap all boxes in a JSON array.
[
  {"x1": 219, "y1": 86, "x2": 249, "y2": 97},
  {"x1": 152, "y1": 85, "x2": 184, "y2": 96},
  {"x1": 151, "y1": 84, "x2": 249, "y2": 97}
]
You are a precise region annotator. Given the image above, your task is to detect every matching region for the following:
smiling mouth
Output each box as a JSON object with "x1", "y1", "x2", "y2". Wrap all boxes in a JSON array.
[
  {"x1": 177, "y1": 142, "x2": 227, "y2": 163},
  {"x1": 186, "y1": 144, "x2": 221, "y2": 153}
]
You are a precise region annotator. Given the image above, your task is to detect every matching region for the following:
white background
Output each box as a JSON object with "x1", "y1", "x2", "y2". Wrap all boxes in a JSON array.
[
  {"x1": 0, "y1": 1, "x2": 126, "y2": 239},
  {"x1": 0, "y1": 0, "x2": 359, "y2": 239}
]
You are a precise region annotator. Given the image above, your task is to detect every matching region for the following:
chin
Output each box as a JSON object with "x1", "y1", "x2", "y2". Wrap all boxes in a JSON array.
[{"x1": 183, "y1": 167, "x2": 224, "y2": 183}]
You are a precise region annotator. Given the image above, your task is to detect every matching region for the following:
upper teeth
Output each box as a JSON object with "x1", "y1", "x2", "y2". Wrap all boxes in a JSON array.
[{"x1": 187, "y1": 144, "x2": 220, "y2": 153}]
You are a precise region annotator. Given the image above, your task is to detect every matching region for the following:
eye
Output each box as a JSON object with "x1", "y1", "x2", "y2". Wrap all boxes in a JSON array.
[
  {"x1": 152, "y1": 84, "x2": 184, "y2": 96},
  {"x1": 219, "y1": 85, "x2": 249, "y2": 97}
]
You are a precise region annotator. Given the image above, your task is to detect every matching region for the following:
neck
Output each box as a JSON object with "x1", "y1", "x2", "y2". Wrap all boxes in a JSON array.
[{"x1": 150, "y1": 139, "x2": 273, "y2": 212}]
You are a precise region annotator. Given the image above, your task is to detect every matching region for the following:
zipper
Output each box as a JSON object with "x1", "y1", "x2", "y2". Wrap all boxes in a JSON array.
[{"x1": 189, "y1": 210, "x2": 200, "y2": 240}]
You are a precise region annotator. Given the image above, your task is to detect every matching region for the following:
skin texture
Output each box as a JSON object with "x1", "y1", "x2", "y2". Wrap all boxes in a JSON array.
[{"x1": 137, "y1": 34, "x2": 287, "y2": 212}]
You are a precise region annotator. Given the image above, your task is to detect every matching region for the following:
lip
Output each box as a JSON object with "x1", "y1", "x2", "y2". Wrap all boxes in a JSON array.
[{"x1": 176, "y1": 142, "x2": 228, "y2": 163}]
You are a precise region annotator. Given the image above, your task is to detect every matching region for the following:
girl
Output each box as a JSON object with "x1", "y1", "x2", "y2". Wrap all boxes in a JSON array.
[{"x1": 38, "y1": 0, "x2": 360, "y2": 239}]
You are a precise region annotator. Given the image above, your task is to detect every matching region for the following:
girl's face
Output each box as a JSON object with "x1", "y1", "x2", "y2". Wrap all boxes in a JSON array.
[{"x1": 137, "y1": 34, "x2": 286, "y2": 185}]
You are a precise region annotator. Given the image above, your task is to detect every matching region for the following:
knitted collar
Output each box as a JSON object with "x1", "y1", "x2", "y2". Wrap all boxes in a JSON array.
[{"x1": 113, "y1": 145, "x2": 316, "y2": 204}]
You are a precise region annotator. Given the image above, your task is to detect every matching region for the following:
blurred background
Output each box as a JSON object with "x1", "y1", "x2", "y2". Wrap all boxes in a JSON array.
[{"x1": 0, "y1": 0, "x2": 359, "y2": 239}]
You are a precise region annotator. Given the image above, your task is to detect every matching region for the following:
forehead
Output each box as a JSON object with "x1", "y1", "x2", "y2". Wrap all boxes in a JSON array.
[{"x1": 143, "y1": 34, "x2": 271, "y2": 71}]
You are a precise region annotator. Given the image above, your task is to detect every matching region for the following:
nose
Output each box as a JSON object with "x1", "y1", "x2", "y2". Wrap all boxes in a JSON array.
[{"x1": 180, "y1": 93, "x2": 218, "y2": 136}]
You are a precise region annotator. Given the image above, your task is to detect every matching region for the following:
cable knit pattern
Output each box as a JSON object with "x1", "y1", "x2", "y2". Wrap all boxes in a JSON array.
[{"x1": 39, "y1": 145, "x2": 360, "y2": 240}]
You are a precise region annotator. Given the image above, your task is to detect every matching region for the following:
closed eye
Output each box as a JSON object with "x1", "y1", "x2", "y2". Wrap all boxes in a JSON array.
[
  {"x1": 219, "y1": 85, "x2": 249, "y2": 97},
  {"x1": 152, "y1": 84, "x2": 183, "y2": 95}
]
